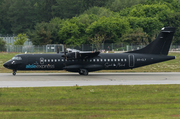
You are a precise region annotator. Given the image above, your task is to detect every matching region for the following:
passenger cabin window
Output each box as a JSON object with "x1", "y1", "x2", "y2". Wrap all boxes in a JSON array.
[
  {"x1": 55, "y1": 59, "x2": 57, "y2": 62},
  {"x1": 44, "y1": 59, "x2": 47, "y2": 62},
  {"x1": 12, "y1": 56, "x2": 22, "y2": 60},
  {"x1": 114, "y1": 59, "x2": 116, "y2": 61}
]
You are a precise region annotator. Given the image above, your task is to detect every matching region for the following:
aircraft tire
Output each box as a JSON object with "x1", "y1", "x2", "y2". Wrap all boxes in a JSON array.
[
  {"x1": 79, "y1": 72, "x2": 83, "y2": 75},
  {"x1": 13, "y1": 72, "x2": 16, "y2": 76},
  {"x1": 13, "y1": 70, "x2": 16, "y2": 76},
  {"x1": 79, "y1": 69, "x2": 88, "y2": 75},
  {"x1": 83, "y1": 70, "x2": 88, "y2": 75}
]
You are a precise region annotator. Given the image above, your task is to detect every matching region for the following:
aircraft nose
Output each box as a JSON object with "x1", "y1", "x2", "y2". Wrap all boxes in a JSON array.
[
  {"x1": 3, "y1": 62, "x2": 9, "y2": 68},
  {"x1": 3, "y1": 61, "x2": 11, "y2": 69}
]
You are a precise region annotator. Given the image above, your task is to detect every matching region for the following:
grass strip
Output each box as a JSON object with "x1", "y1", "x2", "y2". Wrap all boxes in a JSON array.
[{"x1": 0, "y1": 85, "x2": 180, "y2": 118}]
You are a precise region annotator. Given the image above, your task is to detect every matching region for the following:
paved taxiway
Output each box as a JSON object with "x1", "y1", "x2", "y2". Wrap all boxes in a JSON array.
[{"x1": 0, "y1": 72, "x2": 180, "y2": 87}]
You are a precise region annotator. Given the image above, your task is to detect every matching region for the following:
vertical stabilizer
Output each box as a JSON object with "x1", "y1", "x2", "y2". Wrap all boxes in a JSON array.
[{"x1": 127, "y1": 27, "x2": 175, "y2": 55}]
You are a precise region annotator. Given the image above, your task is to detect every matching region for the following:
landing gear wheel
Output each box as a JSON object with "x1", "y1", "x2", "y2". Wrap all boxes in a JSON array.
[
  {"x1": 79, "y1": 69, "x2": 88, "y2": 75},
  {"x1": 13, "y1": 72, "x2": 16, "y2": 76},
  {"x1": 13, "y1": 70, "x2": 17, "y2": 76}
]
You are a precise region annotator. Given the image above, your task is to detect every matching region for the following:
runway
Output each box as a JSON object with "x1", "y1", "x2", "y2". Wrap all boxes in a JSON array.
[{"x1": 0, "y1": 72, "x2": 180, "y2": 87}]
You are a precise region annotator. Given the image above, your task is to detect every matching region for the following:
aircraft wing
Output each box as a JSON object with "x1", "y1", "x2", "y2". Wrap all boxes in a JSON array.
[
  {"x1": 78, "y1": 51, "x2": 100, "y2": 59},
  {"x1": 62, "y1": 49, "x2": 100, "y2": 59}
]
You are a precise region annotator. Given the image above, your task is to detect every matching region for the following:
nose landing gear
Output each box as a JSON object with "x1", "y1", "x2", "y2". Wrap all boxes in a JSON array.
[{"x1": 13, "y1": 70, "x2": 17, "y2": 76}]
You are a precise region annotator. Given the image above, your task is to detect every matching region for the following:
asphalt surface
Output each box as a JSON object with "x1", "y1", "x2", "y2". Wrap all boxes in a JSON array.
[{"x1": 0, "y1": 72, "x2": 180, "y2": 87}]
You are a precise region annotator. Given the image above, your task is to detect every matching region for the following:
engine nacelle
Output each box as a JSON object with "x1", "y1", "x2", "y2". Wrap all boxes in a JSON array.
[{"x1": 66, "y1": 52, "x2": 80, "y2": 59}]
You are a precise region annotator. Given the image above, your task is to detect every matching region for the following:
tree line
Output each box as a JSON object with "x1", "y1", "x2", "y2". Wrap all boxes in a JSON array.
[{"x1": 0, "y1": 0, "x2": 180, "y2": 47}]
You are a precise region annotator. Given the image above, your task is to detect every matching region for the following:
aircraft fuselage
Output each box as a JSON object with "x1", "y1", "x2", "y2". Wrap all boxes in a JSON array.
[
  {"x1": 3, "y1": 27, "x2": 176, "y2": 75},
  {"x1": 4, "y1": 53, "x2": 175, "y2": 73}
]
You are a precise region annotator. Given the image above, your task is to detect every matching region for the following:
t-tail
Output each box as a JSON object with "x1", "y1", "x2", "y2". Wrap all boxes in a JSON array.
[{"x1": 127, "y1": 27, "x2": 175, "y2": 55}]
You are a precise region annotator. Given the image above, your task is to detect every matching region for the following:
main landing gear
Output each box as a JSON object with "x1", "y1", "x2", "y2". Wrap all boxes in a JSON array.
[
  {"x1": 79, "y1": 69, "x2": 88, "y2": 75},
  {"x1": 13, "y1": 70, "x2": 17, "y2": 76}
]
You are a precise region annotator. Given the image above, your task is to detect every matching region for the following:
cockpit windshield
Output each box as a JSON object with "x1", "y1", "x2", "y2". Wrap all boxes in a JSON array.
[{"x1": 12, "y1": 56, "x2": 22, "y2": 60}]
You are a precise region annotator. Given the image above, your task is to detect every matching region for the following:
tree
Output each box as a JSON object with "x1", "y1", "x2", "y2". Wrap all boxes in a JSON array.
[
  {"x1": 78, "y1": 14, "x2": 98, "y2": 27},
  {"x1": 110, "y1": 0, "x2": 145, "y2": 12},
  {"x1": 127, "y1": 17, "x2": 163, "y2": 41},
  {"x1": 145, "y1": 0, "x2": 179, "y2": 8},
  {"x1": 86, "y1": 17, "x2": 131, "y2": 43},
  {"x1": 0, "y1": 0, "x2": 13, "y2": 35},
  {"x1": 83, "y1": 6, "x2": 114, "y2": 18},
  {"x1": 82, "y1": 0, "x2": 109, "y2": 8},
  {"x1": 7, "y1": 0, "x2": 38, "y2": 34},
  {"x1": 52, "y1": 0, "x2": 110, "y2": 19},
  {"x1": 127, "y1": 4, "x2": 173, "y2": 18},
  {"x1": 27, "y1": 22, "x2": 52, "y2": 45},
  {"x1": 167, "y1": 12, "x2": 180, "y2": 44},
  {"x1": 52, "y1": 0, "x2": 85, "y2": 19},
  {"x1": 121, "y1": 28, "x2": 149, "y2": 44},
  {"x1": 27, "y1": 18, "x2": 63, "y2": 45},
  {"x1": 58, "y1": 17, "x2": 87, "y2": 46},
  {"x1": 0, "y1": 38, "x2": 6, "y2": 51},
  {"x1": 13, "y1": 33, "x2": 28, "y2": 45},
  {"x1": 35, "y1": 0, "x2": 57, "y2": 22},
  {"x1": 89, "y1": 34, "x2": 106, "y2": 50},
  {"x1": 49, "y1": 17, "x2": 64, "y2": 44}
]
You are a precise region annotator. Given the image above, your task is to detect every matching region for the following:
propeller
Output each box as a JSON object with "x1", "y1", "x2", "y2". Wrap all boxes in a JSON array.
[
  {"x1": 64, "y1": 44, "x2": 67, "y2": 58},
  {"x1": 56, "y1": 46, "x2": 59, "y2": 54}
]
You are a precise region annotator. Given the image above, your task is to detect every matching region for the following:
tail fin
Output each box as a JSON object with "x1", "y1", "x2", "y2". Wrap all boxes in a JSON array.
[{"x1": 127, "y1": 27, "x2": 175, "y2": 55}]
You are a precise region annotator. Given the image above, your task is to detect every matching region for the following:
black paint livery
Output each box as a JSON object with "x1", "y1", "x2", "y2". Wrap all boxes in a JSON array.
[{"x1": 3, "y1": 27, "x2": 176, "y2": 75}]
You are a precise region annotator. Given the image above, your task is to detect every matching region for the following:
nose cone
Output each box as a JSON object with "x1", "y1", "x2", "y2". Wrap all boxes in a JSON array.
[
  {"x1": 3, "y1": 62, "x2": 9, "y2": 68},
  {"x1": 3, "y1": 61, "x2": 11, "y2": 69}
]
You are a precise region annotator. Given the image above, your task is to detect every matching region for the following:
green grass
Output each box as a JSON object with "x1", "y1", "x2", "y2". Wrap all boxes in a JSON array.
[
  {"x1": 1, "y1": 52, "x2": 180, "y2": 73},
  {"x1": 0, "y1": 85, "x2": 180, "y2": 118}
]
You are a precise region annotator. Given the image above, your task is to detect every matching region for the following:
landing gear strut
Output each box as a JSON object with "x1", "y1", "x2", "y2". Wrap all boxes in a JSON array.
[
  {"x1": 13, "y1": 70, "x2": 17, "y2": 76},
  {"x1": 79, "y1": 69, "x2": 88, "y2": 75}
]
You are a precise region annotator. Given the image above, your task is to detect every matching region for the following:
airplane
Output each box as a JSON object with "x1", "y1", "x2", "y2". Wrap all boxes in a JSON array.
[{"x1": 3, "y1": 27, "x2": 176, "y2": 76}]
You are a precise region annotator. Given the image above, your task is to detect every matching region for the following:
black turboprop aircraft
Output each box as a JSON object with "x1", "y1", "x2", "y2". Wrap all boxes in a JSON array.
[{"x1": 3, "y1": 27, "x2": 176, "y2": 75}]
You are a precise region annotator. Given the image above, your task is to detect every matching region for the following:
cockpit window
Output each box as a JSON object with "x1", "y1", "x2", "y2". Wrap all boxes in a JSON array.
[{"x1": 12, "y1": 56, "x2": 22, "y2": 60}]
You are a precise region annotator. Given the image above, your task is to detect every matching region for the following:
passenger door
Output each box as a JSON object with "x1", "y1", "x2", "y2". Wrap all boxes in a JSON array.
[{"x1": 129, "y1": 55, "x2": 135, "y2": 67}]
